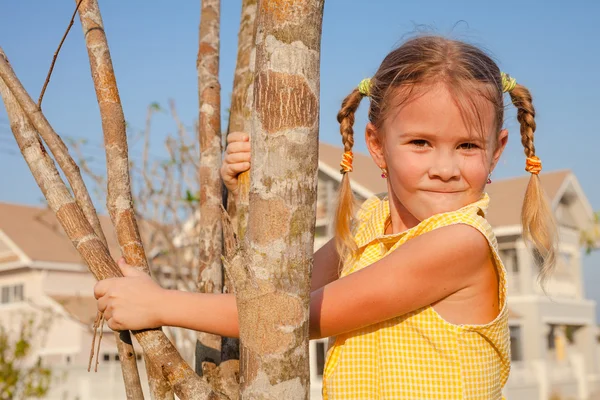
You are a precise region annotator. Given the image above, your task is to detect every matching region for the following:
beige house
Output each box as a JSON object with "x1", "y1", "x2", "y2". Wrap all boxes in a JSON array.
[
  {"x1": 0, "y1": 142, "x2": 598, "y2": 399},
  {"x1": 0, "y1": 204, "x2": 150, "y2": 399}
]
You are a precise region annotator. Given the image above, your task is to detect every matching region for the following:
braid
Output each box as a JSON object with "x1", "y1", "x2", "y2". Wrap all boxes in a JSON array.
[
  {"x1": 509, "y1": 84, "x2": 557, "y2": 285},
  {"x1": 334, "y1": 89, "x2": 364, "y2": 262},
  {"x1": 510, "y1": 85, "x2": 537, "y2": 158}
]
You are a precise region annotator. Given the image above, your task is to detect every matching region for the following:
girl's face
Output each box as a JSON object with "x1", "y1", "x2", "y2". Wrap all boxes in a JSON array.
[{"x1": 366, "y1": 83, "x2": 508, "y2": 228}]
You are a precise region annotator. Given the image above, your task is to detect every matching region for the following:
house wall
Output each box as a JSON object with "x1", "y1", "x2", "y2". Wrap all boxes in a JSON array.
[{"x1": 42, "y1": 269, "x2": 96, "y2": 297}]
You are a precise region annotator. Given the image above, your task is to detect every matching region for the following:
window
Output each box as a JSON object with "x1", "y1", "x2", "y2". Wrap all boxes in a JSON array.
[
  {"x1": 533, "y1": 249, "x2": 544, "y2": 270},
  {"x1": 13, "y1": 285, "x2": 23, "y2": 302},
  {"x1": 547, "y1": 325, "x2": 556, "y2": 350},
  {"x1": 315, "y1": 341, "x2": 326, "y2": 377},
  {"x1": 1, "y1": 284, "x2": 24, "y2": 304},
  {"x1": 500, "y1": 249, "x2": 519, "y2": 274},
  {"x1": 103, "y1": 354, "x2": 110, "y2": 362},
  {"x1": 509, "y1": 326, "x2": 523, "y2": 361}
]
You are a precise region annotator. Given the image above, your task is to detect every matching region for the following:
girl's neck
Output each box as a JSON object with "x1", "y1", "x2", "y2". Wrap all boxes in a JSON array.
[{"x1": 386, "y1": 193, "x2": 421, "y2": 235}]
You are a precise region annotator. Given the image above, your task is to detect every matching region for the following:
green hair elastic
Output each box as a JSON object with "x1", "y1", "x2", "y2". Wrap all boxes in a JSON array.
[
  {"x1": 501, "y1": 72, "x2": 517, "y2": 93},
  {"x1": 358, "y1": 78, "x2": 371, "y2": 97}
]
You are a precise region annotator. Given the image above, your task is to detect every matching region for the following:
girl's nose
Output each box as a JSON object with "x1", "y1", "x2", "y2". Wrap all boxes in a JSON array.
[{"x1": 428, "y1": 152, "x2": 460, "y2": 182}]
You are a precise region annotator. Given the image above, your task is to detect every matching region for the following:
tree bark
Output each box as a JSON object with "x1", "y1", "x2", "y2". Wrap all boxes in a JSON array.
[
  {"x1": 74, "y1": 1, "x2": 172, "y2": 398},
  {"x1": 0, "y1": 54, "x2": 226, "y2": 400},
  {"x1": 227, "y1": 1, "x2": 325, "y2": 398},
  {"x1": 196, "y1": 0, "x2": 225, "y2": 376},
  {"x1": 221, "y1": 0, "x2": 258, "y2": 368},
  {"x1": 226, "y1": 0, "x2": 257, "y2": 240}
]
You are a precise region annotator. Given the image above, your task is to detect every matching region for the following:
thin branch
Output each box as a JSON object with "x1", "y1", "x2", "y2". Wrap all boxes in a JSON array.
[{"x1": 38, "y1": 0, "x2": 84, "y2": 108}]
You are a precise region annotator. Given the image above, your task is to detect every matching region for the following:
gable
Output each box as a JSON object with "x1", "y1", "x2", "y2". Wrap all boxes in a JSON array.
[
  {"x1": 552, "y1": 174, "x2": 595, "y2": 230},
  {"x1": 0, "y1": 233, "x2": 20, "y2": 264}
]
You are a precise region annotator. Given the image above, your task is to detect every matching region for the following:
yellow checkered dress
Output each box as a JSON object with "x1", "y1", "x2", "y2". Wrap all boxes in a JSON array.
[{"x1": 322, "y1": 194, "x2": 510, "y2": 399}]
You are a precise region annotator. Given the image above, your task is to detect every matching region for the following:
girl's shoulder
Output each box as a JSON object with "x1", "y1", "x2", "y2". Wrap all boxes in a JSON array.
[{"x1": 355, "y1": 192, "x2": 388, "y2": 221}]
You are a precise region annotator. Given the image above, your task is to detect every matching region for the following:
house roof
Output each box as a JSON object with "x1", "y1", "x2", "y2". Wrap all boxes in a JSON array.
[
  {"x1": 50, "y1": 294, "x2": 99, "y2": 326},
  {"x1": 319, "y1": 142, "x2": 388, "y2": 196},
  {"x1": 485, "y1": 170, "x2": 571, "y2": 227},
  {"x1": 318, "y1": 142, "x2": 575, "y2": 228},
  {"x1": 0, "y1": 202, "x2": 134, "y2": 265}
]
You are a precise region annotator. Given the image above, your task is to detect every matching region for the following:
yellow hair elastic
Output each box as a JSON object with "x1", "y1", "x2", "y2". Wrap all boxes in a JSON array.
[
  {"x1": 340, "y1": 151, "x2": 354, "y2": 173},
  {"x1": 501, "y1": 72, "x2": 517, "y2": 93},
  {"x1": 525, "y1": 156, "x2": 542, "y2": 175},
  {"x1": 358, "y1": 78, "x2": 371, "y2": 97}
]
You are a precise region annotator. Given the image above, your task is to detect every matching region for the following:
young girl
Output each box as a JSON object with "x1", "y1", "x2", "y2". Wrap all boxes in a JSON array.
[{"x1": 95, "y1": 35, "x2": 556, "y2": 399}]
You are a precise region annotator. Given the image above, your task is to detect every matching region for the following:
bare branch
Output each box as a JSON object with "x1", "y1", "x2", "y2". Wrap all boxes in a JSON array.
[
  {"x1": 38, "y1": 0, "x2": 84, "y2": 108},
  {"x1": 0, "y1": 47, "x2": 108, "y2": 249}
]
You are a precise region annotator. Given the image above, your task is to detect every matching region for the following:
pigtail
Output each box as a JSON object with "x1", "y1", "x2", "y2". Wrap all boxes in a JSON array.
[
  {"x1": 334, "y1": 89, "x2": 364, "y2": 262},
  {"x1": 509, "y1": 83, "x2": 557, "y2": 285}
]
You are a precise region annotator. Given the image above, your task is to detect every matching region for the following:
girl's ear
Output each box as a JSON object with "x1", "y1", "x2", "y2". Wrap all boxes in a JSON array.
[
  {"x1": 365, "y1": 122, "x2": 386, "y2": 169},
  {"x1": 490, "y1": 129, "x2": 509, "y2": 172}
]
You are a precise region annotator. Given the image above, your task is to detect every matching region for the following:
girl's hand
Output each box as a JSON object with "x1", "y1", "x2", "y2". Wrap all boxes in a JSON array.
[
  {"x1": 221, "y1": 131, "x2": 251, "y2": 196},
  {"x1": 94, "y1": 258, "x2": 166, "y2": 331}
]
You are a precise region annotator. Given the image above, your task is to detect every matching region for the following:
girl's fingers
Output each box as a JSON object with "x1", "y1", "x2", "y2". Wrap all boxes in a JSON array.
[
  {"x1": 225, "y1": 141, "x2": 251, "y2": 155},
  {"x1": 103, "y1": 305, "x2": 113, "y2": 321},
  {"x1": 227, "y1": 162, "x2": 251, "y2": 175},
  {"x1": 226, "y1": 131, "x2": 249, "y2": 144},
  {"x1": 225, "y1": 152, "x2": 251, "y2": 164},
  {"x1": 97, "y1": 296, "x2": 108, "y2": 313}
]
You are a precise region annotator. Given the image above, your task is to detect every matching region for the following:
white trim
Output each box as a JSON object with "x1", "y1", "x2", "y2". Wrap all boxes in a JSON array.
[
  {"x1": 318, "y1": 161, "x2": 374, "y2": 200},
  {"x1": 36, "y1": 346, "x2": 80, "y2": 356},
  {"x1": 0, "y1": 229, "x2": 31, "y2": 264},
  {"x1": 509, "y1": 295, "x2": 596, "y2": 307},
  {"x1": 0, "y1": 261, "x2": 28, "y2": 272},
  {"x1": 29, "y1": 261, "x2": 88, "y2": 272},
  {"x1": 0, "y1": 250, "x2": 17, "y2": 259},
  {"x1": 0, "y1": 261, "x2": 89, "y2": 274},
  {"x1": 541, "y1": 316, "x2": 594, "y2": 326},
  {"x1": 493, "y1": 225, "x2": 522, "y2": 237},
  {"x1": 552, "y1": 173, "x2": 594, "y2": 218}
]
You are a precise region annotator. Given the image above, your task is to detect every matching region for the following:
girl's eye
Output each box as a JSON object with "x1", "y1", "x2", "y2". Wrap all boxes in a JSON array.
[
  {"x1": 459, "y1": 143, "x2": 478, "y2": 150},
  {"x1": 411, "y1": 140, "x2": 429, "y2": 147}
]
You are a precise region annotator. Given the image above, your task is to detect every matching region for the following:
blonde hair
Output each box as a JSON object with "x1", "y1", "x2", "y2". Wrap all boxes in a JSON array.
[{"x1": 334, "y1": 35, "x2": 557, "y2": 282}]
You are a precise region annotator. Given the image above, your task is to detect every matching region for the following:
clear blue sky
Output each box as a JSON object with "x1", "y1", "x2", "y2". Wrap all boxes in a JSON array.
[{"x1": 1, "y1": 1, "x2": 599, "y2": 308}]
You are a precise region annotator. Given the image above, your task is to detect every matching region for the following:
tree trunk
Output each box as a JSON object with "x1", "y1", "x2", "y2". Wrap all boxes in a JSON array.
[
  {"x1": 222, "y1": 0, "x2": 258, "y2": 367},
  {"x1": 225, "y1": 0, "x2": 257, "y2": 240},
  {"x1": 74, "y1": 1, "x2": 173, "y2": 398},
  {"x1": 0, "y1": 55, "x2": 225, "y2": 400},
  {"x1": 227, "y1": 1, "x2": 325, "y2": 398},
  {"x1": 196, "y1": 0, "x2": 225, "y2": 376}
]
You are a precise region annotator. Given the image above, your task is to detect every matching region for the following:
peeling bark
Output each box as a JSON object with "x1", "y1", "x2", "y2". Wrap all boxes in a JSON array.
[
  {"x1": 226, "y1": 0, "x2": 257, "y2": 240},
  {"x1": 74, "y1": 0, "x2": 171, "y2": 397},
  {"x1": 222, "y1": 0, "x2": 258, "y2": 369},
  {"x1": 196, "y1": 0, "x2": 225, "y2": 375},
  {"x1": 233, "y1": 1, "x2": 325, "y2": 398},
  {"x1": 0, "y1": 54, "x2": 226, "y2": 400}
]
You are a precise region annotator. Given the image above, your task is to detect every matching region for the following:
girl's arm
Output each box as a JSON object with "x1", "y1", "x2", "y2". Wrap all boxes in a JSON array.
[
  {"x1": 94, "y1": 236, "x2": 341, "y2": 335},
  {"x1": 311, "y1": 238, "x2": 340, "y2": 291},
  {"x1": 309, "y1": 223, "x2": 493, "y2": 338},
  {"x1": 95, "y1": 223, "x2": 491, "y2": 338}
]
